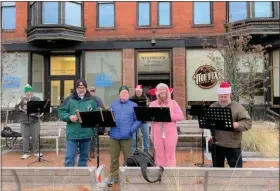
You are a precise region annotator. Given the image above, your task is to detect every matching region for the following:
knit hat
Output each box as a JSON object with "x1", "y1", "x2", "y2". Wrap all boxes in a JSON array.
[
  {"x1": 75, "y1": 79, "x2": 87, "y2": 88},
  {"x1": 119, "y1": 85, "x2": 129, "y2": 94},
  {"x1": 24, "y1": 84, "x2": 32, "y2": 93},
  {"x1": 217, "y1": 82, "x2": 231, "y2": 94},
  {"x1": 135, "y1": 85, "x2": 143, "y2": 91}
]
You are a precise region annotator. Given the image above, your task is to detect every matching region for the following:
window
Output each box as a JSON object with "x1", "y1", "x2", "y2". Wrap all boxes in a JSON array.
[
  {"x1": 229, "y1": 2, "x2": 247, "y2": 22},
  {"x1": 42, "y1": 2, "x2": 59, "y2": 24},
  {"x1": 254, "y1": 2, "x2": 273, "y2": 18},
  {"x1": 98, "y1": 2, "x2": 115, "y2": 28},
  {"x1": 138, "y1": 2, "x2": 150, "y2": 26},
  {"x1": 30, "y1": 2, "x2": 83, "y2": 27},
  {"x1": 85, "y1": 51, "x2": 122, "y2": 106},
  {"x1": 1, "y1": 2, "x2": 16, "y2": 30},
  {"x1": 158, "y1": 2, "x2": 171, "y2": 26},
  {"x1": 193, "y1": 2, "x2": 211, "y2": 25},
  {"x1": 65, "y1": 2, "x2": 82, "y2": 26}
]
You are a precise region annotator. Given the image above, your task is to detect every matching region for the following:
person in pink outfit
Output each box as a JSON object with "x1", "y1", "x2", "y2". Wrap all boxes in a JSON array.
[{"x1": 149, "y1": 83, "x2": 185, "y2": 167}]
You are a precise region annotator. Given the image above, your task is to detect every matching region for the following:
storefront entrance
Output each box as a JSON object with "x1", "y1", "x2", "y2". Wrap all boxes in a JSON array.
[
  {"x1": 47, "y1": 55, "x2": 79, "y2": 107},
  {"x1": 136, "y1": 50, "x2": 171, "y2": 97}
]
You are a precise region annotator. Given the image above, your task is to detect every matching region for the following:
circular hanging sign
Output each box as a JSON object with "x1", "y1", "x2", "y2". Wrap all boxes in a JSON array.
[{"x1": 193, "y1": 65, "x2": 220, "y2": 89}]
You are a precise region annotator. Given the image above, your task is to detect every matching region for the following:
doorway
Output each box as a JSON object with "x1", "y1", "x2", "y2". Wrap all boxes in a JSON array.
[{"x1": 47, "y1": 55, "x2": 79, "y2": 107}]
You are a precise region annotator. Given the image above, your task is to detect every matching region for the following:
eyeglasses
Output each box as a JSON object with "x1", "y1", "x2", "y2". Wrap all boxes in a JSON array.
[{"x1": 90, "y1": 90, "x2": 95, "y2": 92}]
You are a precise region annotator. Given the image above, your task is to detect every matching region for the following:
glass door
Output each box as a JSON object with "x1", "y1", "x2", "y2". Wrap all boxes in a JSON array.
[{"x1": 49, "y1": 79, "x2": 75, "y2": 107}]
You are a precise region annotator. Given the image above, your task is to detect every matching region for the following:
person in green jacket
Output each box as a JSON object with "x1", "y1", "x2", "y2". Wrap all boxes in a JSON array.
[{"x1": 58, "y1": 79, "x2": 98, "y2": 167}]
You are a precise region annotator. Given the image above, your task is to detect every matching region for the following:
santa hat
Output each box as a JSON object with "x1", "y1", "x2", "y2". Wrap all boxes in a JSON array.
[
  {"x1": 148, "y1": 88, "x2": 156, "y2": 96},
  {"x1": 135, "y1": 85, "x2": 143, "y2": 91},
  {"x1": 217, "y1": 82, "x2": 232, "y2": 94},
  {"x1": 156, "y1": 83, "x2": 173, "y2": 94}
]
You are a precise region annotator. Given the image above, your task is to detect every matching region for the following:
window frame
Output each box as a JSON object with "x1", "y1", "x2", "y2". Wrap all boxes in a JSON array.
[
  {"x1": 28, "y1": 1, "x2": 83, "y2": 27},
  {"x1": 1, "y1": 1, "x2": 16, "y2": 30},
  {"x1": 96, "y1": 1, "x2": 115, "y2": 29},
  {"x1": 227, "y1": 1, "x2": 249, "y2": 22},
  {"x1": 253, "y1": 1, "x2": 274, "y2": 18},
  {"x1": 157, "y1": 1, "x2": 172, "y2": 26},
  {"x1": 193, "y1": 1, "x2": 213, "y2": 26},
  {"x1": 137, "y1": 1, "x2": 151, "y2": 27}
]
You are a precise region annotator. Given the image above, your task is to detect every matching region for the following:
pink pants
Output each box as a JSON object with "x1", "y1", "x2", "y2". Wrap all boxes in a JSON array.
[{"x1": 151, "y1": 123, "x2": 178, "y2": 167}]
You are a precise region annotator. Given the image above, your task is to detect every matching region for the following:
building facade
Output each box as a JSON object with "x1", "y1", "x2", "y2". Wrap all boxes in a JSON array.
[{"x1": 1, "y1": 1, "x2": 279, "y2": 118}]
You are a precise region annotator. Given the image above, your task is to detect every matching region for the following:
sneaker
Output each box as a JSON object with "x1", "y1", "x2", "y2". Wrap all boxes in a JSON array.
[
  {"x1": 21, "y1": 154, "x2": 30, "y2": 160},
  {"x1": 107, "y1": 177, "x2": 119, "y2": 187},
  {"x1": 34, "y1": 153, "x2": 43, "y2": 157}
]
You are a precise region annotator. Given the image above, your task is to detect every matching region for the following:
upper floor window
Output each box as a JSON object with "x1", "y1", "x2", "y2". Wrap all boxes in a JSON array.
[
  {"x1": 158, "y1": 2, "x2": 171, "y2": 26},
  {"x1": 1, "y1": 2, "x2": 16, "y2": 30},
  {"x1": 228, "y1": 2, "x2": 247, "y2": 22},
  {"x1": 30, "y1": 1, "x2": 82, "y2": 27},
  {"x1": 97, "y1": 2, "x2": 115, "y2": 28},
  {"x1": 138, "y1": 2, "x2": 150, "y2": 26},
  {"x1": 193, "y1": 2, "x2": 212, "y2": 25},
  {"x1": 254, "y1": 2, "x2": 273, "y2": 18}
]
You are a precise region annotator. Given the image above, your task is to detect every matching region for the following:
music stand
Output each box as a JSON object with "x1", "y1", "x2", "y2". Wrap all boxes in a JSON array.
[
  {"x1": 77, "y1": 109, "x2": 116, "y2": 167},
  {"x1": 27, "y1": 100, "x2": 51, "y2": 166},
  {"x1": 129, "y1": 98, "x2": 147, "y2": 107},
  {"x1": 189, "y1": 105, "x2": 212, "y2": 167},
  {"x1": 134, "y1": 107, "x2": 171, "y2": 160},
  {"x1": 198, "y1": 107, "x2": 234, "y2": 167}
]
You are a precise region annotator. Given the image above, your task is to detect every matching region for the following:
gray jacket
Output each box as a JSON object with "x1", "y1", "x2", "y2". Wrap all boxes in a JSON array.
[
  {"x1": 17, "y1": 96, "x2": 41, "y2": 124},
  {"x1": 210, "y1": 101, "x2": 252, "y2": 148}
]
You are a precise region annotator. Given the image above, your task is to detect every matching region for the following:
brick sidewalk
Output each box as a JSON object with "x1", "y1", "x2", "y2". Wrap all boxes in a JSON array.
[{"x1": 2, "y1": 149, "x2": 279, "y2": 191}]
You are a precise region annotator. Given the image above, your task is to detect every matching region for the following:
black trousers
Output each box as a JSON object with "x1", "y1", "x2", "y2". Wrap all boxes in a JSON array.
[{"x1": 211, "y1": 145, "x2": 243, "y2": 168}]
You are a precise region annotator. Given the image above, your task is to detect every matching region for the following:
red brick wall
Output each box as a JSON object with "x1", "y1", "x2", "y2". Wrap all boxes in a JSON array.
[
  {"x1": 3, "y1": 2, "x2": 226, "y2": 42},
  {"x1": 122, "y1": 49, "x2": 135, "y2": 95},
  {"x1": 173, "y1": 48, "x2": 186, "y2": 116},
  {"x1": 2, "y1": 2, "x2": 27, "y2": 43}
]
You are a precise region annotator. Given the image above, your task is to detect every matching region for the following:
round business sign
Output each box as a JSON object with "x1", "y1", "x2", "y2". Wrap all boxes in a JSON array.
[{"x1": 193, "y1": 65, "x2": 219, "y2": 89}]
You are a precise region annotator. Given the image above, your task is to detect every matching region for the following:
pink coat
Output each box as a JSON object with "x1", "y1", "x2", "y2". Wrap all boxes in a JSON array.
[{"x1": 149, "y1": 95, "x2": 184, "y2": 167}]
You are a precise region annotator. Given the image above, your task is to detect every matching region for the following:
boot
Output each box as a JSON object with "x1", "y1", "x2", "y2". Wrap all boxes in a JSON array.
[{"x1": 90, "y1": 150, "x2": 95, "y2": 158}]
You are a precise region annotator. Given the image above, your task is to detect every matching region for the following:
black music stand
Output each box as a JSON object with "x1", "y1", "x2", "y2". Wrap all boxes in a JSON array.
[
  {"x1": 189, "y1": 104, "x2": 212, "y2": 167},
  {"x1": 27, "y1": 100, "x2": 51, "y2": 166},
  {"x1": 130, "y1": 98, "x2": 147, "y2": 107},
  {"x1": 77, "y1": 109, "x2": 116, "y2": 167},
  {"x1": 198, "y1": 107, "x2": 234, "y2": 167},
  {"x1": 134, "y1": 107, "x2": 171, "y2": 158}
]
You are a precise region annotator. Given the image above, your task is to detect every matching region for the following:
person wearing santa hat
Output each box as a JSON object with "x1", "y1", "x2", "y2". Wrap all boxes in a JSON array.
[
  {"x1": 149, "y1": 83, "x2": 185, "y2": 167},
  {"x1": 210, "y1": 81, "x2": 252, "y2": 168},
  {"x1": 130, "y1": 85, "x2": 150, "y2": 153}
]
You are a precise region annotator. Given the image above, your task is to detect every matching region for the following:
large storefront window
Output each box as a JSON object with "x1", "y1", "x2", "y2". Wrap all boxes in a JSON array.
[
  {"x1": 85, "y1": 51, "x2": 121, "y2": 107},
  {"x1": 31, "y1": 54, "x2": 44, "y2": 100},
  {"x1": 186, "y1": 49, "x2": 224, "y2": 105},
  {"x1": 1, "y1": 53, "x2": 29, "y2": 108}
]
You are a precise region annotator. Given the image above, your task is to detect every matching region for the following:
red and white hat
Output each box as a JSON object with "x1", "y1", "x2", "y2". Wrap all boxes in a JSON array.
[
  {"x1": 217, "y1": 82, "x2": 231, "y2": 94},
  {"x1": 135, "y1": 85, "x2": 143, "y2": 91}
]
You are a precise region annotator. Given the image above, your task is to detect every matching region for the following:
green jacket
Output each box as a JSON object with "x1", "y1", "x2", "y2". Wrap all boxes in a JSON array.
[{"x1": 58, "y1": 91, "x2": 98, "y2": 140}]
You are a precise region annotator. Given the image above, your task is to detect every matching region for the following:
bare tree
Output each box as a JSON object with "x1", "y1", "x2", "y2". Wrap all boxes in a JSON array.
[{"x1": 202, "y1": 23, "x2": 271, "y2": 116}]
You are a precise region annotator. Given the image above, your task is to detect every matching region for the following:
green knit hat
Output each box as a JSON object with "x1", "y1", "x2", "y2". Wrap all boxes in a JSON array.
[
  {"x1": 24, "y1": 84, "x2": 32, "y2": 93},
  {"x1": 119, "y1": 85, "x2": 129, "y2": 94}
]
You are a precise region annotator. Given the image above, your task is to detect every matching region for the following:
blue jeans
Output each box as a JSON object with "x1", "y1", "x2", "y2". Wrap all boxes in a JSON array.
[
  {"x1": 65, "y1": 138, "x2": 91, "y2": 167},
  {"x1": 132, "y1": 122, "x2": 150, "y2": 152}
]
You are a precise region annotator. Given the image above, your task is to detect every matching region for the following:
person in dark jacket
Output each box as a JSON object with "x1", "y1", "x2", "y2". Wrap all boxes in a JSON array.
[
  {"x1": 58, "y1": 79, "x2": 98, "y2": 167},
  {"x1": 17, "y1": 84, "x2": 43, "y2": 160},
  {"x1": 89, "y1": 86, "x2": 105, "y2": 158},
  {"x1": 130, "y1": 85, "x2": 150, "y2": 153},
  {"x1": 107, "y1": 85, "x2": 142, "y2": 187}
]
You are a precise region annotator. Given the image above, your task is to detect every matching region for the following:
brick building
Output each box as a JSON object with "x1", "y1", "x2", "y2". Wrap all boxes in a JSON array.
[{"x1": 1, "y1": 1, "x2": 279, "y2": 117}]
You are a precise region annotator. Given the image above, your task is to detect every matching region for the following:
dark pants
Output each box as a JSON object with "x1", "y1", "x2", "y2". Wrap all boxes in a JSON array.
[
  {"x1": 212, "y1": 145, "x2": 243, "y2": 168},
  {"x1": 65, "y1": 138, "x2": 91, "y2": 167}
]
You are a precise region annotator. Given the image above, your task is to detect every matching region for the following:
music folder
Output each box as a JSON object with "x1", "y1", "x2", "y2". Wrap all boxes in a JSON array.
[{"x1": 129, "y1": 98, "x2": 147, "y2": 107}]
